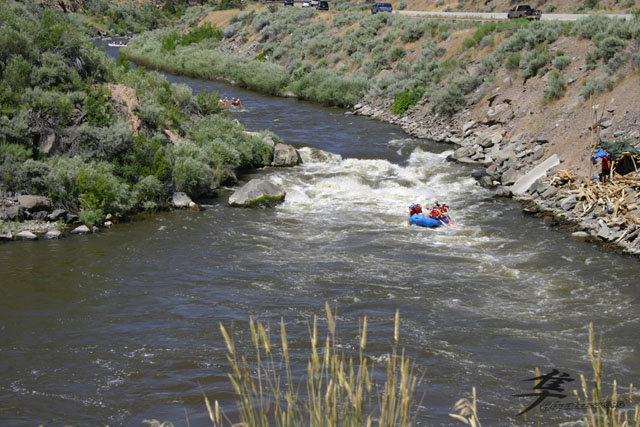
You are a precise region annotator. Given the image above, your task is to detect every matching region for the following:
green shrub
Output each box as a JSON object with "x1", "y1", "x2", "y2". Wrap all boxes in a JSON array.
[
  {"x1": 585, "y1": 48, "x2": 600, "y2": 70},
  {"x1": 520, "y1": 48, "x2": 548, "y2": 79},
  {"x1": 171, "y1": 152, "x2": 213, "y2": 197},
  {"x1": 543, "y1": 70, "x2": 566, "y2": 102},
  {"x1": 431, "y1": 83, "x2": 466, "y2": 115},
  {"x1": 506, "y1": 53, "x2": 521, "y2": 70},
  {"x1": 194, "y1": 89, "x2": 221, "y2": 115},
  {"x1": 215, "y1": 0, "x2": 244, "y2": 11},
  {"x1": 73, "y1": 162, "x2": 133, "y2": 215},
  {"x1": 400, "y1": 20, "x2": 426, "y2": 42},
  {"x1": 597, "y1": 35, "x2": 627, "y2": 61},
  {"x1": 389, "y1": 46, "x2": 406, "y2": 62},
  {"x1": 180, "y1": 23, "x2": 223, "y2": 45},
  {"x1": 83, "y1": 85, "x2": 113, "y2": 126},
  {"x1": 76, "y1": 121, "x2": 132, "y2": 161},
  {"x1": 580, "y1": 76, "x2": 613, "y2": 98},
  {"x1": 552, "y1": 55, "x2": 571, "y2": 70},
  {"x1": 461, "y1": 22, "x2": 498, "y2": 50},
  {"x1": 391, "y1": 89, "x2": 422, "y2": 115},
  {"x1": 605, "y1": 51, "x2": 629, "y2": 73},
  {"x1": 288, "y1": 70, "x2": 368, "y2": 107},
  {"x1": 135, "y1": 175, "x2": 163, "y2": 208},
  {"x1": 0, "y1": 111, "x2": 30, "y2": 145},
  {"x1": 78, "y1": 208, "x2": 104, "y2": 227},
  {"x1": 170, "y1": 83, "x2": 193, "y2": 107}
]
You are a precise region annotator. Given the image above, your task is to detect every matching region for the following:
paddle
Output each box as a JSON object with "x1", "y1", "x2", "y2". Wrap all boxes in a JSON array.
[
  {"x1": 443, "y1": 215, "x2": 455, "y2": 227},
  {"x1": 403, "y1": 221, "x2": 409, "y2": 227}
]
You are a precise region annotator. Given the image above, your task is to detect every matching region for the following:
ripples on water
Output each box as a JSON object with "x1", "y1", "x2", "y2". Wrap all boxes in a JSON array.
[{"x1": 1, "y1": 49, "x2": 639, "y2": 425}]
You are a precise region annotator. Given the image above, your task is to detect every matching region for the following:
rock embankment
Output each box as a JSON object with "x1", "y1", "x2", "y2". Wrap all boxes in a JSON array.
[{"x1": 352, "y1": 96, "x2": 640, "y2": 257}]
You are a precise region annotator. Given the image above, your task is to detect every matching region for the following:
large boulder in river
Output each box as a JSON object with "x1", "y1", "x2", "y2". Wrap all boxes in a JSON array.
[
  {"x1": 228, "y1": 179, "x2": 286, "y2": 208},
  {"x1": 17, "y1": 195, "x2": 51, "y2": 212},
  {"x1": 272, "y1": 143, "x2": 301, "y2": 167},
  {"x1": 171, "y1": 192, "x2": 196, "y2": 209}
]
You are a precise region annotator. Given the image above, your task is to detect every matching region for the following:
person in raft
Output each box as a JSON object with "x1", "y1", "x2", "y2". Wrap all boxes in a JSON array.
[
  {"x1": 429, "y1": 201, "x2": 442, "y2": 220},
  {"x1": 408, "y1": 203, "x2": 423, "y2": 218}
]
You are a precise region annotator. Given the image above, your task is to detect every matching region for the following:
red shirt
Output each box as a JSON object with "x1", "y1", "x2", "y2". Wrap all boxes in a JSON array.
[{"x1": 602, "y1": 157, "x2": 611, "y2": 170}]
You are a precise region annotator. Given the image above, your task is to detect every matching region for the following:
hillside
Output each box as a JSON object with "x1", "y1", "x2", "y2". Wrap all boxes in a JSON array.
[{"x1": 121, "y1": 5, "x2": 640, "y2": 253}]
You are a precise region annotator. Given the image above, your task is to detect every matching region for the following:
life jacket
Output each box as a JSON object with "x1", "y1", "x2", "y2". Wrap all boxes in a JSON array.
[
  {"x1": 414, "y1": 205, "x2": 423, "y2": 214},
  {"x1": 430, "y1": 207, "x2": 441, "y2": 218},
  {"x1": 441, "y1": 205, "x2": 448, "y2": 214},
  {"x1": 602, "y1": 156, "x2": 611, "y2": 170}
]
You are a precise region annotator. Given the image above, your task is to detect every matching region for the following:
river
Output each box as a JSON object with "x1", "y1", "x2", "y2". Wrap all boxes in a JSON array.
[{"x1": 1, "y1": 42, "x2": 639, "y2": 426}]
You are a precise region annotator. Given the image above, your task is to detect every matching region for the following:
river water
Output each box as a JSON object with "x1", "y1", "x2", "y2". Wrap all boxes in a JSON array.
[{"x1": 1, "y1": 43, "x2": 639, "y2": 426}]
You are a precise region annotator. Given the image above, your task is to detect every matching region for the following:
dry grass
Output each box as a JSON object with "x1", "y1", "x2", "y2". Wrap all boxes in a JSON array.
[
  {"x1": 210, "y1": 303, "x2": 423, "y2": 426},
  {"x1": 573, "y1": 322, "x2": 640, "y2": 427}
]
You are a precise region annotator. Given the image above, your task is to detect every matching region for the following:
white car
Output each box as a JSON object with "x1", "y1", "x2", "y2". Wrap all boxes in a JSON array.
[
  {"x1": 302, "y1": 1, "x2": 310, "y2": 6},
  {"x1": 310, "y1": 0, "x2": 318, "y2": 5}
]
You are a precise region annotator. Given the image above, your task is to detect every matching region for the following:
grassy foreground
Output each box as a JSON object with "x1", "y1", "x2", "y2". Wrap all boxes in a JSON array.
[{"x1": 141, "y1": 311, "x2": 638, "y2": 426}]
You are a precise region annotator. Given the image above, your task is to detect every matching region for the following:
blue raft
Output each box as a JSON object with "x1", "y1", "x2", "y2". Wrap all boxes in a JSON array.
[{"x1": 408, "y1": 214, "x2": 442, "y2": 228}]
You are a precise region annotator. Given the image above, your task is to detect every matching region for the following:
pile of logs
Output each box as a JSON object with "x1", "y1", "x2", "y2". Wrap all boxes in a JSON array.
[{"x1": 575, "y1": 174, "x2": 640, "y2": 227}]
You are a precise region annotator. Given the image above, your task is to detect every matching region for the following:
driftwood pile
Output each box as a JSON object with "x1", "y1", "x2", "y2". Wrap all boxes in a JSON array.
[{"x1": 550, "y1": 169, "x2": 640, "y2": 252}]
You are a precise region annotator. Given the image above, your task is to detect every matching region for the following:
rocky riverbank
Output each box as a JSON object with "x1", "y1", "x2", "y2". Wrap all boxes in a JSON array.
[
  {"x1": 0, "y1": 141, "x2": 300, "y2": 243},
  {"x1": 352, "y1": 93, "x2": 640, "y2": 258}
]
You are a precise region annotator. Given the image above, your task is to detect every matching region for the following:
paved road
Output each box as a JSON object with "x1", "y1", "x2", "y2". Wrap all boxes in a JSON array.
[{"x1": 394, "y1": 10, "x2": 634, "y2": 21}]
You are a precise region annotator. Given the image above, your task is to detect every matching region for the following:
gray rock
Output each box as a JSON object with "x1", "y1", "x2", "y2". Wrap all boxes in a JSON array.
[
  {"x1": 66, "y1": 214, "x2": 79, "y2": 223},
  {"x1": 614, "y1": 130, "x2": 625, "y2": 137},
  {"x1": 228, "y1": 179, "x2": 286, "y2": 208},
  {"x1": 0, "y1": 228, "x2": 12, "y2": 241},
  {"x1": 47, "y1": 209, "x2": 67, "y2": 222},
  {"x1": 91, "y1": 226, "x2": 99, "y2": 233},
  {"x1": 535, "y1": 137, "x2": 549, "y2": 144},
  {"x1": 272, "y1": 143, "x2": 301, "y2": 167},
  {"x1": 486, "y1": 103, "x2": 509, "y2": 121},
  {"x1": 17, "y1": 195, "x2": 51, "y2": 212},
  {"x1": 454, "y1": 146, "x2": 475, "y2": 159},
  {"x1": 44, "y1": 229, "x2": 62, "y2": 239},
  {"x1": 2, "y1": 206, "x2": 25, "y2": 221},
  {"x1": 495, "y1": 186, "x2": 512, "y2": 197},
  {"x1": 532, "y1": 146, "x2": 545, "y2": 161},
  {"x1": 15, "y1": 230, "x2": 37, "y2": 240},
  {"x1": 31, "y1": 211, "x2": 48, "y2": 221},
  {"x1": 480, "y1": 175, "x2": 493, "y2": 187},
  {"x1": 171, "y1": 192, "x2": 194, "y2": 209},
  {"x1": 600, "y1": 120, "x2": 612, "y2": 128},
  {"x1": 511, "y1": 154, "x2": 560, "y2": 196},
  {"x1": 560, "y1": 195, "x2": 578, "y2": 211},
  {"x1": 501, "y1": 168, "x2": 520, "y2": 186},
  {"x1": 596, "y1": 223, "x2": 617, "y2": 241},
  {"x1": 462, "y1": 120, "x2": 476, "y2": 132},
  {"x1": 571, "y1": 231, "x2": 589, "y2": 242},
  {"x1": 71, "y1": 225, "x2": 90, "y2": 235},
  {"x1": 104, "y1": 221, "x2": 113, "y2": 228},
  {"x1": 541, "y1": 186, "x2": 558, "y2": 199}
]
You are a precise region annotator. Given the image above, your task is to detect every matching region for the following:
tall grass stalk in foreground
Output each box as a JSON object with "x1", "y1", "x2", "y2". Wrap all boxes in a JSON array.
[
  {"x1": 573, "y1": 322, "x2": 639, "y2": 427},
  {"x1": 213, "y1": 304, "x2": 421, "y2": 426}
]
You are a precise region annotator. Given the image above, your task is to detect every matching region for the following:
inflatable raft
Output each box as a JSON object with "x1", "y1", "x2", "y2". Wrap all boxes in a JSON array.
[{"x1": 408, "y1": 214, "x2": 442, "y2": 228}]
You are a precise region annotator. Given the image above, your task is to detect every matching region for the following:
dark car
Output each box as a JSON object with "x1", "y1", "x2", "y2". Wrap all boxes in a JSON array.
[
  {"x1": 507, "y1": 4, "x2": 541, "y2": 20},
  {"x1": 316, "y1": 0, "x2": 328, "y2": 10},
  {"x1": 371, "y1": 2, "x2": 392, "y2": 14},
  {"x1": 284, "y1": 0, "x2": 294, "y2": 6}
]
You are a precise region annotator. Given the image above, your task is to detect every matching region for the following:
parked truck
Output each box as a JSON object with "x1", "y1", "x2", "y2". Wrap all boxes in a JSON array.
[{"x1": 507, "y1": 5, "x2": 542, "y2": 20}]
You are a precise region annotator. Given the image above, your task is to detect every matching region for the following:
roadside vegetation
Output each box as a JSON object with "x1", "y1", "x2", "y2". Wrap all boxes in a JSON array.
[
  {"x1": 123, "y1": 5, "x2": 640, "y2": 115},
  {"x1": 0, "y1": 1, "x2": 276, "y2": 226}
]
